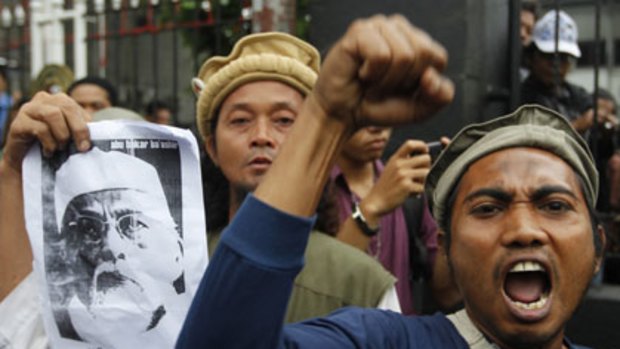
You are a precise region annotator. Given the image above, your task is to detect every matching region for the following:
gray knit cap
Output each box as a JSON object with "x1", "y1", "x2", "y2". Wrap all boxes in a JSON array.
[{"x1": 425, "y1": 104, "x2": 598, "y2": 227}]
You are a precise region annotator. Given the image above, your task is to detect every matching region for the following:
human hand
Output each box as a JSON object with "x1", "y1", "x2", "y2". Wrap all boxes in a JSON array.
[
  {"x1": 597, "y1": 111, "x2": 619, "y2": 131},
  {"x1": 311, "y1": 14, "x2": 454, "y2": 129},
  {"x1": 359, "y1": 140, "x2": 430, "y2": 226},
  {"x1": 1, "y1": 92, "x2": 91, "y2": 174},
  {"x1": 570, "y1": 109, "x2": 594, "y2": 133}
]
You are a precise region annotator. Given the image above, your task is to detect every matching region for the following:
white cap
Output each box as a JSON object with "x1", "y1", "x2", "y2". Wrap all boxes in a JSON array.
[
  {"x1": 54, "y1": 147, "x2": 172, "y2": 227},
  {"x1": 533, "y1": 10, "x2": 581, "y2": 58}
]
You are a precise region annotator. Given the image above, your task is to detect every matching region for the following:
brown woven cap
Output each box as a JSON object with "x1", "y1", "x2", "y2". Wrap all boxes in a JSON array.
[
  {"x1": 195, "y1": 32, "x2": 320, "y2": 140},
  {"x1": 425, "y1": 104, "x2": 598, "y2": 227}
]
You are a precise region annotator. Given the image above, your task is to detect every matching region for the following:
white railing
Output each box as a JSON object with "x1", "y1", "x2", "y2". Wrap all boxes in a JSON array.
[{"x1": 29, "y1": 0, "x2": 88, "y2": 78}]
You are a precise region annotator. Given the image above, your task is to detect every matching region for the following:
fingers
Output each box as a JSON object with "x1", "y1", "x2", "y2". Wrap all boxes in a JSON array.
[
  {"x1": 314, "y1": 14, "x2": 454, "y2": 128},
  {"x1": 415, "y1": 67, "x2": 455, "y2": 116},
  {"x1": 2, "y1": 92, "x2": 90, "y2": 173},
  {"x1": 371, "y1": 18, "x2": 416, "y2": 90},
  {"x1": 354, "y1": 18, "x2": 392, "y2": 82},
  {"x1": 17, "y1": 103, "x2": 70, "y2": 156},
  {"x1": 25, "y1": 93, "x2": 91, "y2": 154},
  {"x1": 394, "y1": 167, "x2": 429, "y2": 195},
  {"x1": 355, "y1": 15, "x2": 447, "y2": 84},
  {"x1": 440, "y1": 136, "x2": 451, "y2": 147},
  {"x1": 388, "y1": 139, "x2": 432, "y2": 184},
  {"x1": 57, "y1": 96, "x2": 91, "y2": 152},
  {"x1": 394, "y1": 139, "x2": 427, "y2": 157}
]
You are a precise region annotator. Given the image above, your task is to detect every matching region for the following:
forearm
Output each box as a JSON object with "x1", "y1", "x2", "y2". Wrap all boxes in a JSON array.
[
  {"x1": 177, "y1": 195, "x2": 315, "y2": 348},
  {"x1": 254, "y1": 95, "x2": 351, "y2": 217},
  {"x1": 0, "y1": 160, "x2": 32, "y2": 301}
]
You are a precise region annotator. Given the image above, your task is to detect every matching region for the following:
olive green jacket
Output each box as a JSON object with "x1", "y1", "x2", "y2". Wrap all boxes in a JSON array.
[{"x1": 208, "y1": 229, "x2": 396, "y2": 323}]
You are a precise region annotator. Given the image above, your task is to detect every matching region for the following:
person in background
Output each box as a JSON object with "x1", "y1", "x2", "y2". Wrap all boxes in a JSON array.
[
  {"x1": 520, "y1": 0, "x2": 538, "y2": 46},
  {"x1": 29, "y1": 64, "x2": 74, "y2": 97},
  {"x1": 593, "y1": 90, "x2": 620, "y2": 213},
  {"x1": 519, "y1": 0, "x2": 539, "y2": 80},
  {"x1": 145, "y1": 99, "x2": 173, "y2": 125},
  {"x1": 520, "y1": 10, "x2": 602, "y2": 135},
  {"x1": 67, "y1": 76, "x2": 118, "y2": 117},
  {"x1": 332, "y1": 126, "x2": 459, "y2": 314}
]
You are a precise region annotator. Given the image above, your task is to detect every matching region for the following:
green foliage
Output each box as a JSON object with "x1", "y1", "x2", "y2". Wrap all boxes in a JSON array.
[
  {"x1": 159, "y1": 1, "x2": 311, "y2": 54},
  {"x1": 159, "y1": 0, "x2": 251, "y2": 56},
  {"x1": 295, "y1": 0, "x2": 311, "y2": 39}
]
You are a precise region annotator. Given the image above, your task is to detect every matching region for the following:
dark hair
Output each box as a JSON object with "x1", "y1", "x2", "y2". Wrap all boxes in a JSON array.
[
  {"x1": 441, "y1": 168, "x2": 603, "y2": 256},
  {"x1": 67, "y1": 76, "x2": 118, "y2": 106},
  {"x1": 521, "y1": 0, "x2": 540, "y2": 19},
  {"x1": 145, "y1": 99, "x2": 171, "y2": 116},
  {"x1": 203, "y1": 153, "x2": 231, "y2": 233}
]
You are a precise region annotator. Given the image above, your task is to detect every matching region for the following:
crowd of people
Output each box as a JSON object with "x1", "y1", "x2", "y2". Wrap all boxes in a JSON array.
[{"x1": 0, "y1": 4, "x2": 618, "y2": 349}]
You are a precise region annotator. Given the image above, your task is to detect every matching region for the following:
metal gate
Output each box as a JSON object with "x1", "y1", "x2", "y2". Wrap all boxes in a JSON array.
[{"x1": 0, "y1": 0, "x2": 298, "y2": 125}]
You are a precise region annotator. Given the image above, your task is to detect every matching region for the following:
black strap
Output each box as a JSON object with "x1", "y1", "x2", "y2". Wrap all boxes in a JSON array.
[{"x1": 402, "y1": 194, "x2": 430, "y2": 282}]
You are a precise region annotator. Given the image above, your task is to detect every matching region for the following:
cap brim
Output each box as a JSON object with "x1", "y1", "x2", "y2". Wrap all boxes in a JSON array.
[{"x1": 534, "y1": 40, "x2": 581, "y2": 58}]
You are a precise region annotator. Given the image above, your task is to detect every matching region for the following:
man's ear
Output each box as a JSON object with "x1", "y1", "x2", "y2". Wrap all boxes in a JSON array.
[
  {"x1": 204, "y1": 135, "x2": 218, "y2": 166},
  {"x1": 594, "y1": 224, "x2": 607, "y2": 274}
]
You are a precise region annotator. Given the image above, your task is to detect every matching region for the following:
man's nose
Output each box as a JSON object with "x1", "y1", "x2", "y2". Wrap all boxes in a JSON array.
[
  {"x1": 250, "y1": 118, "x2": 276, "y2": 148},
  {"x1": 100, "y1": 225, "x2": 127, "y2": 262},
  {"x1": 500, "y1": 204, "x2": 549, "y2": 248}
]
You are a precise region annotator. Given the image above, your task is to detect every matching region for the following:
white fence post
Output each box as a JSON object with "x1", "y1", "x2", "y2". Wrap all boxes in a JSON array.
[
  {"x1": 29, "y1": 0, "x2": 88, "y2": 78},
  {"x1": 73, "y1": 0, "x2": 88, "y2": 79}
]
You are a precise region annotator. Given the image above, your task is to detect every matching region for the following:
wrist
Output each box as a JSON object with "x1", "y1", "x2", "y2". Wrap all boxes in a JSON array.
[
  {"x1": 352, "y1": 202, "x2": 380, "y2": 237},
  {"x1": 358, "y1": 199, "x2": 381, "y2": 229},
  {"x1": 0, "y1": 157, "x2": 19, "y2": 181},
  {"x1": 305, "y1": 92, "x2": 355, "y2": 137}
]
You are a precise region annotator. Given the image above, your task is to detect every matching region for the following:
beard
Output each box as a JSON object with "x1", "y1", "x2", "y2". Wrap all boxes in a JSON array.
[{"x1": 66, "y1": 262, "x2": 169, "y2": 346}]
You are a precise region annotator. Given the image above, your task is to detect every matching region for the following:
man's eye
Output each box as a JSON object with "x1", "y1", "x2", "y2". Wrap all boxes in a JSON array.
[
  {"x1": 539, "y1": 200, "x2": 571, "y2": 214},
  {"x1": 70, "y1": 218, "x2": 104, "y2": 243},
  {"x1": 230, "y1": 117, "x2": 249, "y2": 125},
  {"x1": 274, "y1": 115, "x2": 295, "y2": 126},
  {"x1": 117, "y1": 214, "x2": 148, "y2": 239},
  {"x1": 470, "y1": 203, "x2": 502, "y2": 217}
]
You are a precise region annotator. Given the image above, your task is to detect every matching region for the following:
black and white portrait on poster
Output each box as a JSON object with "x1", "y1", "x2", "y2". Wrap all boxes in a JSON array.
[{"x1": 22, "y1": 121, "x2": 208, "y2": 349}]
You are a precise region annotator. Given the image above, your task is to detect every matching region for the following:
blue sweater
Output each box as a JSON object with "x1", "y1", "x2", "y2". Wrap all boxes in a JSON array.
[{"x1": 176, "y1": 195, "x2": 589, "y2": 349}]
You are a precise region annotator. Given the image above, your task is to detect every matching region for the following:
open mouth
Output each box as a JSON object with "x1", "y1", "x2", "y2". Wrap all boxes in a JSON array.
[{"x1": 503, "y1": 261, "x2": 551, "y2": 312}]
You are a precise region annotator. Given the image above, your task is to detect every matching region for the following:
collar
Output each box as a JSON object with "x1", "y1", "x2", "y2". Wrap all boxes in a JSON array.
[
  {"x1": 447, "y1": 309, "x2": 581, "y2": 349},
  {"x1": 447, "y1": 309, "x2": 500, "y2": 349}
]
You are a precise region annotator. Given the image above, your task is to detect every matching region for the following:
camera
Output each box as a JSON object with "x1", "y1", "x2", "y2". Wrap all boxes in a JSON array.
[{"x1": 427, "y1": 141, "x2": 443, "y2": 164}]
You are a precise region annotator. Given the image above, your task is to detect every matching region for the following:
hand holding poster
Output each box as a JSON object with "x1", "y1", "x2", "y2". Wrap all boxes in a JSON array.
[{"x1": 22, "y1": 120, "x2": 208, "y2": 349}]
